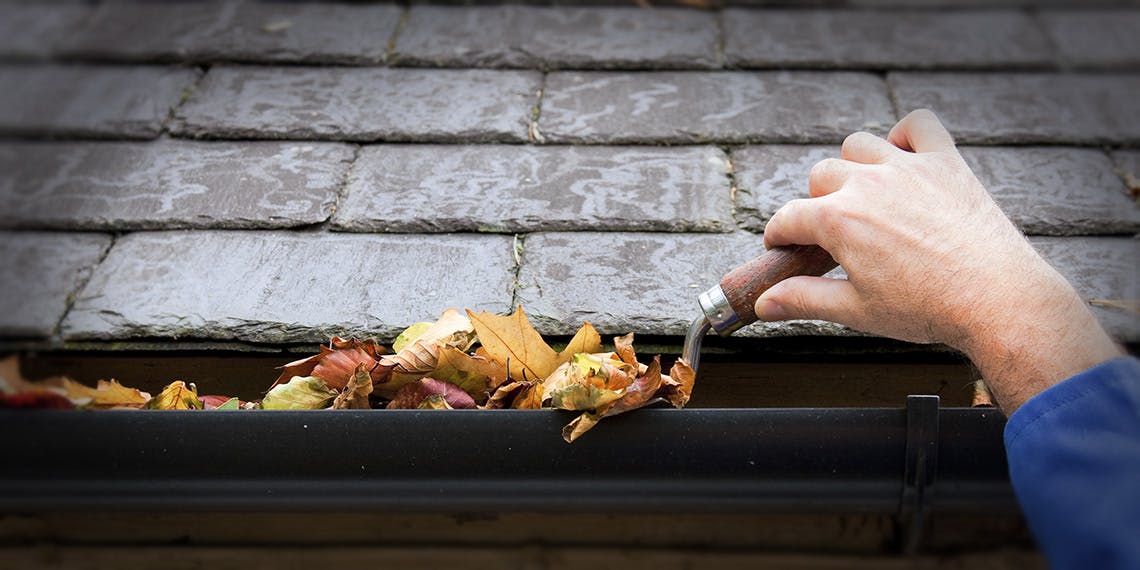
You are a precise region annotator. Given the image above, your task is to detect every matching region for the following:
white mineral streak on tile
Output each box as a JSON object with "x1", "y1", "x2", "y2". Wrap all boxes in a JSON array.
[
  {"x1": 394, "y1": 6, "x2": 718, "y2": 69},
  {"x1": 332, "y1": 145, "x2": 732, "y2": 232},
  {"x1": 1039, "y1": 10, "x2": 1140, "y2": 68},
  {"x1": 0, "y1": 232, "x2": 112, "y2": 337},
  {"x1": 1029, "y1": 237, "x2": 1140, "y2": 342},
  {"x1": 62, "y1": 232, "x2": 516, "y2": 343},
  {"x1": 540, "y1": 71, "x2": 894, "y2": 143},
  {"x1": 889, "y1": 73, "x2": 1140, "y2": 144},
  {"x1": 171, "y1": 66, "x2": 540, "y2": 141},
  {"x1": 0, "y1": 65, "x2": 200, "y2": 139},
  {"x1": 725, "y1": 9, "x2": 1050, "y2": 69},
  {"x1": 0, "y1": 141, "x2": 354, "y2": 230},
  {"x1": 732, "y1": 146, "x2": 834, "y2": 232}
]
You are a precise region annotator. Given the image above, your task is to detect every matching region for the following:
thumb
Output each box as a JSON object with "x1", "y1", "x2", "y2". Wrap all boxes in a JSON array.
[{"x1": 754, "y1": 276, "x2": 863, "y2": 327}]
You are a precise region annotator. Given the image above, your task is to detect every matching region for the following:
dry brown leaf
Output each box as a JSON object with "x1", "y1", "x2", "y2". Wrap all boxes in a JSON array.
[
  {"x1": 468, "y1": 306, "x2": 599, "y2": 383},
  {"x1": 386, "y1": 378, "x2": 476, "y2": 410},
  {"x1": 333, "y1": 363, "x2": 373, "y2": 410},
  {"x1": 662, "y1": 358, "x2": 696, "y2": 408},
  {"x1": 273, "y1": 337, "x2": 387, "y2": 390},
  {"x1": 65, "y1": 378, "x2": 151, "y2": 409},
  {"x1": 613, "y1": 332, "x2": 637, "y2": 367}
]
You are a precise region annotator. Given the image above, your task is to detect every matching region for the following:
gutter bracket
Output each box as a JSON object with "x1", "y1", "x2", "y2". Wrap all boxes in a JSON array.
[{"x1": 898, "y1": 394, "x2": 940, "y2": 554}]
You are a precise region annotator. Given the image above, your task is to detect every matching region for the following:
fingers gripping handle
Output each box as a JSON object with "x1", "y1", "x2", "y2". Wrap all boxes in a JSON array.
[{"x1": 717, "y1": 245, "x2": 838, "y2": 332}]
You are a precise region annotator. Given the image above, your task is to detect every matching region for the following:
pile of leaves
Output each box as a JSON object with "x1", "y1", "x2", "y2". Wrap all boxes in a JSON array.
[{"x1": 0, "y1": 307, "x2": 694, "y2": 442}]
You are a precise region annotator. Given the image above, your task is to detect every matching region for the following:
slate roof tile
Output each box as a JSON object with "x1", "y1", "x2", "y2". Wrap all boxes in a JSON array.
[
  {"x1": 0, "y1": 140, "x2": 355, "y2": 230},
  {"x1": 539, "y1": 71, "x2": 895, "y2": 143},
  {"x1": 0, "y1": 3, "x2": 92, "y2": 60},
  {"x1": 394, "y1": 6, "x2": 719, "y2": 69},
  {"x1": 61, "y1": 1, "x2": 401, "y2": 65},
  {"x1": 332, "y1": 145, "x2": 732, "y2": 233},
  {"x1": 0, "y1": 65, "x2": 199, "y2": 139},
  {"x1": 61, "y1": 231, "x2": 517, "y2": 343},
  {"x1": 171, "y1": 66, "x2": 541, "y2": 142},
  {"x1": 733, "y1": 145, "x2": 1140, "y2": 236},
  {"x1": 888, "y1": 72, "x2": 1140, "y2": 144},
  {"x1": 0, "y1": 232, "x2": 111, "y2": 338},
  {"x1": 724, "y1": 9, "x2": 1052, "y2": 69},
  {"x1": 1039, "y1": 10, "x2": 1140, "y2": 69}
]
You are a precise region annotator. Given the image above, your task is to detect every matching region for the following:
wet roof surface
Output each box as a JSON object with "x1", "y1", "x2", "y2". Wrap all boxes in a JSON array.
[{"x1": 0, "y1": 0, "x2": 1137, "y2": 350}]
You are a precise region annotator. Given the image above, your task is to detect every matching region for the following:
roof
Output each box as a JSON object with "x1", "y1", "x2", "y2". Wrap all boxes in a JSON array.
[{"x1": 0, "y1": 0, "x2": 1137, "y2": 352}]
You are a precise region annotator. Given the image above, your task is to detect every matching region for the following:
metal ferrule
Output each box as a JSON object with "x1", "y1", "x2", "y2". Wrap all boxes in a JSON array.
[{"x1": 698, "y1": 284, "x2": 743, "y2": 336}]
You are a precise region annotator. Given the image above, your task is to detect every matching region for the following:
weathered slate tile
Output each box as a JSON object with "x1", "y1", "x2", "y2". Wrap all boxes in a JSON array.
[
  {"x1": 1111, "y1": 150, "x2": 1140, "y2": 200},
  {"x1": 733, "y1": 145, "x2": 1140, "y2": 235},
  {"x1": 332, "y1": 145, "x2": 732, "y2": 233},
  {"x1": 62, "y1": 2, "x2": 400, "y2": 64},
  {"x1": 393, "y1": 6, "x2": 718, "y2": 69},
  {"x1": 171, "y1": 66, "x2": 540, "y2": 142},
  {"x1": 0, "y1": 140, "x2": 355, "y2": 230},
  {"x1": 539, "y1": 71, "x2": 895, "y2": 144},
  {"x1": 1030, "y1": 237, "x2": 1140, "y2": 342},
  {"x1": 724, "y1": 9, "x2": 1050, "y2": 69},
  {"x1": 889, "y1": 73, "x2": 1140, "y2": 144},
  {"x1": 1040, "y1": 10, "x2": 1140, "y2": 68},
  {"x1": 0, "y1": 232, "x2": 111, "y2": 338},
  {"x1": 0, "y1": 65, "x2": 199, "y2": 139},
  {"x1": 519, "y1": 232, "x2": 1140, "y2": 342},
  {"x1": 0, "y1": 4, "x2": 91, "y2": 59},
  {"x1": 62, "y1": 232, "x2": 515, "y2": 343},
  {"x1": 517, "y1": 232, "x2": 852, "y2": 337}
]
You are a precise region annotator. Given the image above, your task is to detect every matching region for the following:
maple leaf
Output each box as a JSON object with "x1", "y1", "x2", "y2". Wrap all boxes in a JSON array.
[
  {"x1": 386, "y1": 378, "x2": 476, "y2": 410},
  {"x1": 332, "y1": 363, "x2": 373, "y2": 410},
  {"x1": 467, "y1": 306, "x2": 600, "y2": 382},
  {"x1": 145, "y1": 381, "x2": 203, "y2": 410},
  {"x1": 262, "y1": 376, "x2": 337, "y2": 410},
  {"x1": 273, "y1": 337, "x2": 386, "y2": 391}
]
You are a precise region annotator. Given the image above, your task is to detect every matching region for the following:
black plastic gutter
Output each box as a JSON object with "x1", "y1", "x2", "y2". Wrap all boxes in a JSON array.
[{"x1": 0, "y1": 399, "x2": 1014, "y2": 514}]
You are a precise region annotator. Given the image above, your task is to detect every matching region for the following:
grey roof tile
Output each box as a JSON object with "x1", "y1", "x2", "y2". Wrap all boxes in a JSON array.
[
  {"x1": 332, "y1": 145, "x2": 732, "y2": 233},
  {"x1": 171, "y1": 66, "x2": 541, "y2": 142},
  {"x1": 519, "y1": 231, "x2": 1140, "y2": 342},
  {"x1": 0, "y1": 65, "x2": 199, "y2": 139},
  {"x1": 725, "y1": 9, "x2": 1052, "y2": 69},
  {"x1": 733, "y1": 145, "x2": 1140, "y2": 236},
  {"x1": 393, "y1": 6, "x2": 718, "y2": 69},
  {"x1": 0, "y1": 140, "x2": 355, "y2": 230},
  {"x1": 0, "y1": 3, "x2": 92, "y2": 60},
  {"x1": 889, "y1": 72, "x2": 1140, "y2": 144},
  {"x1": 62, "y1": 231, "x2": 516, "y2": 343},
  {"x1": 0, "y1": 232, "x2": 111, "y2": 338},
  {"x1": 539, "y1": 71, "x2": 895, "y2": 144},
  {"x1": 1111, "y1": 150, "x2": 1140, "y2": 201},
  {"x1": 61, "y1": 2, "x2": 400, "y2": 65},
  {"x1": 1039, "y1": 10, "x2": 1140, "y2": 69}
]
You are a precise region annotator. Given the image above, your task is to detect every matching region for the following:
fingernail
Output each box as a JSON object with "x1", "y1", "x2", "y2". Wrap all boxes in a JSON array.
[{"x1": 755, "y1": 299, "x2": 789, "y2": 322}]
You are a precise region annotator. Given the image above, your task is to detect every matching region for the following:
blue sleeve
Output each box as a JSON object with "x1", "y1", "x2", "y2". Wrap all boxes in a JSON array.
[{"x1": 1004, "y1": 356, "x2": 1140, "y2": 570}]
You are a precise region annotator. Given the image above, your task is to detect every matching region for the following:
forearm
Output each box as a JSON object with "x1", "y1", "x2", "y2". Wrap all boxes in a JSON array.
[{"x1": 958, "y1": 259, "x2": 1124, "y2": 413}]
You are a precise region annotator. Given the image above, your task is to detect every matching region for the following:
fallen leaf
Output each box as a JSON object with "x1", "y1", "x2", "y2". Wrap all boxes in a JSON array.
[
  {"x1": 392, "y1": 321, "x2": 432, "y2": 353},
  {"x1": 332, "y1": 363, "x2": 373, "y2": 410},
  {"x1": 386, "y1": 378, "x2": 476, "y2": 410},
  {"x1": 262, "y1": 376, "x2": 337, "y2": 410},
  {"x1": 613, "y1": 332, "x2": 637, "y2": 367},
  {"x1": 544, "y1": 353, "x2": 634, "y2": 411},
  {"x1": 145, "y1": 381, "x2": 203, "y2": 410},
  {"x1": 468, "y1": 306, "x2": 599, "y2": 382},
  {"x1": 376, "y1": 309, "x2": 489, "y2": 398},
  {"x1": 418, "y1": 395, "x2": 453, "y2": 410},
  {"x1": 214, "y1": 397, "x2": 241, "y2": 410},
  {"x1": 0, "y1": 391, "x2": 74, "y2": 409},
  {"x1": 65, "y1": 378, "x2": 151, "y2": 409},
  {"x1": 662, "y1": 358, "x2": 696, "y2": 408},
  {"x1": 483, "y1": 380, "x2": 544, "y2": 410},
  {"x1": 562, "y1": 412, "x2": 600, "y2": 443},
  {"x1": 272, "y1": 337, "x2": 386, "y2": 391}
]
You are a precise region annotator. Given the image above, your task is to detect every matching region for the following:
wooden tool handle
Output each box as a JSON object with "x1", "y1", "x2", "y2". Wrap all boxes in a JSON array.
[{"x1": 720, "y1": 245, "x2": 838, "y2": 326}]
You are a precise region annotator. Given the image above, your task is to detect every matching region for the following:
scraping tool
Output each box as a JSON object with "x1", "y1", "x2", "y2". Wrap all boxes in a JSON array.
[{"x1": 681, "y1": 245, "x2": 839, "y2": 375}]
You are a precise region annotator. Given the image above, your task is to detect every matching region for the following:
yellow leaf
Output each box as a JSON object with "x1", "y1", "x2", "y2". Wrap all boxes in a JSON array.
[
  {"x1": 145, "y1": 381, "x2": 203, "y2": 410},
  {"x1": 556, "y1": 322, "x2": 602, "y2": 364},
  {"x1": 63, "y1": 378, "x2": 150, "y2": 409},
  {"x1": 467, "y1": 306, "x2": 559, "y2": 381}
]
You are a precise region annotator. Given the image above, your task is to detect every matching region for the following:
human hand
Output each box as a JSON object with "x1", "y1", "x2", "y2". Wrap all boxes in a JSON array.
[{"x1": 756, "y1": 109, "x2": 1123, "y2": 412}]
